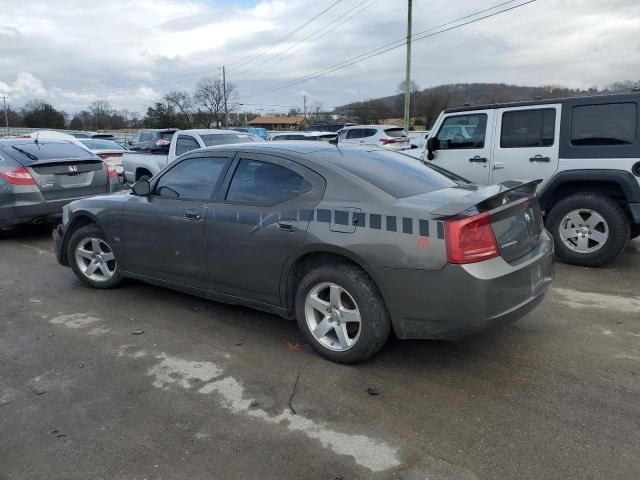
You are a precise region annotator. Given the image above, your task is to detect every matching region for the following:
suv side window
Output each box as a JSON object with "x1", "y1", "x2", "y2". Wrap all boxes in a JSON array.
[
  {"x1": 571, "y1": 103, "x2": 637, "y2": 146},
  {"x1": 140, "y1": 132, "x2": 154, "y2": 142},
  {"x1": 155, "y1": 157, "x2": 228, "y2": 200},
  {"x1": 363, "y1": 128, "x2": 377, "y2": 138},
  {"x1": 436, "y1": 114, "x2": 487, "y2": 149},
  {"x1": 226, "y1": 159, "x2": 311, "y2": 206},
  {"x1": 346, "y1": 129, "x2": 364, "y2": 139},
  {"x1": 501, "y1": 109, "x2": 556, "y2": 148},
  {"x1": 175, "y1": 135, "x2": 200, "y2": 156}
]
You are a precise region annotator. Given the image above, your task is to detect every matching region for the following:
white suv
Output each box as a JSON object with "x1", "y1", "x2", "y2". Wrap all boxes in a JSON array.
[
  {"x1": 424, "y1": 92, "x2": 640, "y2": 267},
  {"x1": 336, "y1": 125, "x2": 411, "y2": 150}
]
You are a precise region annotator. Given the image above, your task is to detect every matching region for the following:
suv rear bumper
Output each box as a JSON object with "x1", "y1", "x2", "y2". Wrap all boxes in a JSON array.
[{"x1": 368, "y1": 230, "x2": 554, "y2": 340}]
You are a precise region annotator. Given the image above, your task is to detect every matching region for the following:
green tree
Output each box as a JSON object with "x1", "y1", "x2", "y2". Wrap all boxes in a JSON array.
[{"x1": 21, "y1": 100, "x2": 65, "y2": 128}]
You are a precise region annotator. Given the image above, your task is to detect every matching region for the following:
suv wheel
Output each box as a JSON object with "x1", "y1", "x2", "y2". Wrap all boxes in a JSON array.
[
  {"x1": 295, "y1": 263, "x2": 390, "y2": 363},
  {"x1": 546, "y1": 193, "x2": 630, "y2": 267},
  {"x1": 67, "y1": 224, "x2": 123, "y2": 288}
]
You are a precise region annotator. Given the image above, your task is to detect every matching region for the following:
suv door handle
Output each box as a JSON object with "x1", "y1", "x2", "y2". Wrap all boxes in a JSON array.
[
  {"x1": 469, "y1": 156, "x2": 487, "y2": 163},
  {"x1": 277, "y1": 220, "x2": 298, "y2": 232},
  {"x1": 184, "y1": 208, "x2": 202, "y2": 220},
  {"x1": 493, "y1": 162, "x2": 505, "y2": 170},
  {"x1": 529, "y1": 155, "x2": 550, "y2": 162}
]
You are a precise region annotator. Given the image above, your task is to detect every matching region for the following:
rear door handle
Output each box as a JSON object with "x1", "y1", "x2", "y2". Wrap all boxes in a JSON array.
[
  {"x1": 277, "y1": 220, "x2": 298, "y2": 232},
  {"x1": 184, "y1": 208, "x2": 202, "y2": 220},
  {"x1": 469, "y1": 156, "x2": 487, "y2": 163},
  {"x1": 529, "y1": 155, "x2": 550, "y2": 162}
]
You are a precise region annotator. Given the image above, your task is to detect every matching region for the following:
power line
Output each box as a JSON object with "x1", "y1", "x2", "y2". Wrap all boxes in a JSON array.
[{"x1": 237, "y1": 0, "x2": 536, "y2": 100}]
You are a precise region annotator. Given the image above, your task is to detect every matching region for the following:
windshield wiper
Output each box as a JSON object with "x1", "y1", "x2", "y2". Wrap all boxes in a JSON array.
[{"x1": 11, "y1": 145, "x2": 39, "y2": 161}]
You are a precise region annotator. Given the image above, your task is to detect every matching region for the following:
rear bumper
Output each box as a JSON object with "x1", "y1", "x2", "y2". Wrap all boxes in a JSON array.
[
  {"x1": 368, "y1": 230, "x2": 554, "y2": 340},
  {"x1": 0, "y1": 198, "x2": 68, "y2": 229}
]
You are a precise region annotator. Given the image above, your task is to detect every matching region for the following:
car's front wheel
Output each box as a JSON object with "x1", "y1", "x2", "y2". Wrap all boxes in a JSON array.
[
  {"x1": 295, "y1": 263, "x2": 390, "y2": 363},
  {"x1": 546, "y1": 193, "x2": 630, "y2": 267},
  {"x1": 67, "y1": 224, "x2": 123, "y2": 288}
]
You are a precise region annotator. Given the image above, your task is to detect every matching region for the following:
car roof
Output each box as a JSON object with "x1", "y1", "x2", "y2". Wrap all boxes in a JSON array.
[
  {"x1": 176, "y1": 129, "x2": 247, "y2": 136},
  {"x1": 342, "y1": 124, "x2": 402, "y2": 130},
  {"x1": 444, "y1": 92, "x2": 640, "y2": 114},
  {"x1": 0, "y1": 138, "x2": 70, "y2": 145}
]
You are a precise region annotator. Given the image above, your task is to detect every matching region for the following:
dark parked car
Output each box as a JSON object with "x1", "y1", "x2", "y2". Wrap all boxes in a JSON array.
[
  {"x1": 0, "y1": 139, "x2": 121, "y2": 231},
  {"x1": 70, "y1": 131, "x2": 117, "y2": 141},
  {"x1": 53, "y1": 143, "x2": 553, "y2": 363},
  {"x1": 127, "y1": 129, "x2": 178, "y2": 153}
]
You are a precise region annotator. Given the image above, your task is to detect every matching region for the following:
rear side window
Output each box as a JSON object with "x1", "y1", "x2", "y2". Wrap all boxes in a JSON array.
[
  {"x1": 436, "y1": 114, "x2": 487, "y2": 149},
  {"x1": 346, "y1": 129, "x2": 364, "y2": 139},
  {"x1": 175, "y1": 135, "x2": 200, "y2": 156},
  {"x1": 384, "y1": 128, "x2": 407, "y2": 138},
  {"x1": 571, "y1": 103, "x2": 637, "y2": 146},
  {"x1": 160, "y1": 132, "x2": 175, "y2": 141},
  {"x1": 500, "y1": 109, "x2": 556, "y2": 148},
  {"x1": 155, "y1": 157, "x2": 227, "y2": 200},
  {"x1": 226, "y1": 159, "x2": 311, "y2": 206}
]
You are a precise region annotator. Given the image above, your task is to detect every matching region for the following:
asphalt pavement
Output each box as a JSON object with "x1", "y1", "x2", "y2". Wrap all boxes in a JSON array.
[{"x1": 1, "y1": 224, "x2": 639, "y2": 480}]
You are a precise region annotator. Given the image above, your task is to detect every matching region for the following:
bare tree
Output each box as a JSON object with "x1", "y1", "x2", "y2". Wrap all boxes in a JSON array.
[
  {"x1": 194, "y1": 77, "x2": 237, "y2": 128},
  {"x1": 89, "y1": 100, "x2": 113, "y2": 129},
  {"x1": 163, "y1": 90, "x2": 194, "y2": 128}
]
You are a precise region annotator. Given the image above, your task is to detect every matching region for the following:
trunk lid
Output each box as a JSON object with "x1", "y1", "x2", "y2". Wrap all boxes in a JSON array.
[{"x1": 26, "y1": 159, "x2": 109, "y2": 200}]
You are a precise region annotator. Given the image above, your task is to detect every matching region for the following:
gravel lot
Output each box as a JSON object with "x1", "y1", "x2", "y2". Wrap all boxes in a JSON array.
[{"x1": 1, "y1": 225, "x2": 639, "y2": 480}]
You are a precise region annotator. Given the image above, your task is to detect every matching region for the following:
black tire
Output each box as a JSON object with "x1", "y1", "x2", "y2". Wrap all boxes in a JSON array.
[
  {"x1": 67, "y1": 224, "x2": 123, "y2": 289},
  {"x1": 137, "y1": 174, "x2": 151, "y2": 183},
  {"x1": 631, "y1": 224, "x2": 640, "y2": 240},
  {"x1": 546, "y1": 193, "x2": 630, "y2": 267},
  {"x1": 295, "y1": 263, "x2": 390, "y2": 364}
]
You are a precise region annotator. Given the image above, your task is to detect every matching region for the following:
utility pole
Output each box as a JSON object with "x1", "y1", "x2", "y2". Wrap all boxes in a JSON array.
[
  {"x1": 403, "y1": 0, "x2": 413, "y2": 133},
  {"x1": 2, "y1": 95, "x2": 9, "y2": 136},
  {"x1": 303, "y1": 95, "x2": 307, "y2": 120},
  {"x1": 222, "y1": 66, "x2": 229, "y2": 128}
]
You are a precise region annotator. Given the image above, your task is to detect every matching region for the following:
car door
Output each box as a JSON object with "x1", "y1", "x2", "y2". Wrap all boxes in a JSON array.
[
  {"x1": 426, "y1": 110, "x2": 495, "y2": 184},
  {"x1": 122, "y1": 154, "x2": 233, "y2": 290},
  {"x1": 205, "y1": 153, "x2": 325, "y2": 306},
  {"x1": 491, "y1": 105, "x2": 560, "y2": 187}
]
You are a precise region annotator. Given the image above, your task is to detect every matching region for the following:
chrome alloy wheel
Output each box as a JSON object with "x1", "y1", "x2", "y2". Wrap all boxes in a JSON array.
[
  {"x1": 74, "y1": 237, "x2": 117, "y2": 282},
  {"x1": 559, "y1": 209, "x2": 609, "y2": 253},
  {"x1": 304, "y1": 282, "x2": 361, "y2": 352}
]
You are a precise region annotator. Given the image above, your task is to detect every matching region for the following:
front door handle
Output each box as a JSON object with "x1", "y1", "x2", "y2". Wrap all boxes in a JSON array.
[
  {"x1": 469, "y1": 156, "x2": 488, "y2": 163},
  {"x1": 277, "y1": 220, "x2": 298, "y2": 232},
  {"x1": 184, "y1": 208, "x2": 202, "y2": 220},
  {"x1": 529, "y1": 155, "x2": 551, "y2": 162}
]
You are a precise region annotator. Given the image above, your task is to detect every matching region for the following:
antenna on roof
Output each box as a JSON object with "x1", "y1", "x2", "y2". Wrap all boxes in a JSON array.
[{"x1": 34, "y1": 131, "x2": 40, "y2": 144}]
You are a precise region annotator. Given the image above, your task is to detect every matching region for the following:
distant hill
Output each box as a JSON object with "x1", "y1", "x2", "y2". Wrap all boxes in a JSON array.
[{"x1": 335, "y1": 81, "x2": 639, "y2": 128}]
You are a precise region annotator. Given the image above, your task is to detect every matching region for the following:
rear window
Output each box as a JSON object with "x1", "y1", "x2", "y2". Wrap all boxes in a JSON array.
[
  {"x1": 6, "y1": 142, "x2": 94, "y2": 163},
  {"x1": 199, "y1": 133, "x2": 250, "y2": 147},
  {"x1": 571, "y1": 103, "x2": 637, "y2": 146},
  {"x1": 384, "y1": 128, "x2": 407, "y2": 138},
  {"x1": 330, "y1": 150, "x2": 457, "y2": 198},
  {"x1": 80, "y1": 139, "x2": 125, "y2": 150},
  {"x1": 160, "y1": 132, "x2": 175, "y2": 141}
]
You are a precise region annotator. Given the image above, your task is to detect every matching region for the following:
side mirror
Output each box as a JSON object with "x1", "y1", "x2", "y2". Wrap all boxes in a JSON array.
[
  {"x1": 132, "y1": 179, "x2": 151, "y2": 196},
  {"x1": 426, "y1": 137, "x2": 437, "y2": 160},
  {"x1": 329, "y1": 137, "x2": 338, "y2": 145}
]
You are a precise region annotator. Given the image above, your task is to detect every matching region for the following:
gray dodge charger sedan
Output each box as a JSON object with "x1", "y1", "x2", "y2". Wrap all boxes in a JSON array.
[{"x1": 53, "y1": 143, "x2": 553, "y2": 363}]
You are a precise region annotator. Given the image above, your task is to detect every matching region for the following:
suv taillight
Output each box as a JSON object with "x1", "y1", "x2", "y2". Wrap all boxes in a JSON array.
[
  {"x1": 380, "y1": 138, "x2": 398, "y2": 145},
  {"x1": 444, "y1": 212, "x2": 499, "y2": 264},
  {"x1": 103, "y1": 162, "x2": 118, "y2": 178},
  {"x1": 0, "y1": 166, "x2": 36, "y2": 185}
]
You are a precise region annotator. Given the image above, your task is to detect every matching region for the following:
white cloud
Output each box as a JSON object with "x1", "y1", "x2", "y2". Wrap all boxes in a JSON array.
[{"x1": 0, "y1": 0, "x2": 639, "y2": 113}]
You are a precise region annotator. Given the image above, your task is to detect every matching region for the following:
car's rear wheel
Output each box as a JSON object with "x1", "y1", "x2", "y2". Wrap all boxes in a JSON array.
[
  {"x1": 67, "y1": 224, "x2": 122, "y2": 288},
  {"x1": 546, "y1": 193, "x2": 630, "y2": 267},
  {"x1": 295, "y1": 263, "x2": 390, "y2": 363}
]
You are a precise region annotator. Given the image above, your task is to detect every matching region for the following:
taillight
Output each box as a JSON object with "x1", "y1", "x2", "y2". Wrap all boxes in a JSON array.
[
  {"x1": 444, "y1": 212, "x2": 499, "y2": 264},
  {"x1": 0, "y1": 166, "x2": 36, "y2": 185},
  {"x1": 104, "y1": 162, "x2": 118, "y2": 178},
  {"x1": 155, "y1": 139, "x2": 170, "y2": 146},
  {"x1": 380, "y1": 138, "x2": 398, "y2": 145}
]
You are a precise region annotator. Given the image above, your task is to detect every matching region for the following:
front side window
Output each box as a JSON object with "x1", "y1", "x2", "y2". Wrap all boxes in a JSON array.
[
  {"x1": 571, "y1": 103, "x2": 637, "y2": 146},
  {"x1": 155, "y1": 157, "x2": 227, "y2": 200},
  {"x1": 436, "y1": 114, "x2": 487, "y2": 149},
  {"x1": 363, "y1": 129, "x2": 378, "y2": 138},
  {"x1": 226, "y1": 159, "x2": 311, "y2": 206},
  {"x1": 346, "y1": 129, "x2": 364, "y2": 139},
  {"x1": 175, "y1": 135, "x2": 200, "y2": 156},
  {"x1": 500, "y1": 109, "x2": 556, "y2": 148}
]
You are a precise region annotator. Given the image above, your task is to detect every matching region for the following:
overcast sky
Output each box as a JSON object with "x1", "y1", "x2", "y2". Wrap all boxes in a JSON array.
[{"x1": 1, "y1": 0, "x2": 639, "y2": 115}]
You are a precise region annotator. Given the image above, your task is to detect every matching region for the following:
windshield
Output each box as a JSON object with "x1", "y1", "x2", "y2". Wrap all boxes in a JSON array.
[
  {"x1": 7, "y1": 141, "x2": 94, "y2": 163},
  {"x1": 326, "y1": 149, "x2": 459, "y2": 198},
  {"x1": 80, "y1": 139, "x2": 125, "y2": 150},
  {"x1": 199, "y1": 133, "x2": 251, "y2": 146}
]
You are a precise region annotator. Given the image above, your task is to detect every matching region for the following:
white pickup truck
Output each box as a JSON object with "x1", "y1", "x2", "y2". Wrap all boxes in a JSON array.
[{"x1": 123, "y1": 129, "x2": 256, "y2": 183}]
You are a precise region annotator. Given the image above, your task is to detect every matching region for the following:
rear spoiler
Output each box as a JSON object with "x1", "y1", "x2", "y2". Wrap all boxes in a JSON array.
[{"x1": 432, "y1": 179, "x2": 542, "y2": 217}]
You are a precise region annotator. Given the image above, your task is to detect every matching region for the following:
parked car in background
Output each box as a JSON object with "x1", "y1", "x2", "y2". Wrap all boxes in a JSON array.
[
  {"x1": 424, "y1": 92, "x2": 640, "y2": 266},
  {"x1": 53, "y1": 143, "x2": 552, "y2": 363},
  {"x1": 230, "y1": 127, "x2": 269, "y2": 140},
  {"x1": 271, "y1": 132, "x2": 337, "y2": 141},
  {"x1": 78, "y1": 138, "x2": 128, "y2": 178},
  {"x1": 123, "y1": 129, "x2": 259, "y2": 183},
  {"x1": 0, "y1": 139, "x2": 121, "y2": 231},
  {"x1": 70, "y1": 131, "x2": 117, "y2": 141},
  {"x1": 306, "y1": 123, "x2": 353, "y2": 133},
  {"x1": 126, "y1": 129, "x2": 178, "y2": 153},
  {"x1": 336, "y1": 125, "x2": 411, "y2": 151}
]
